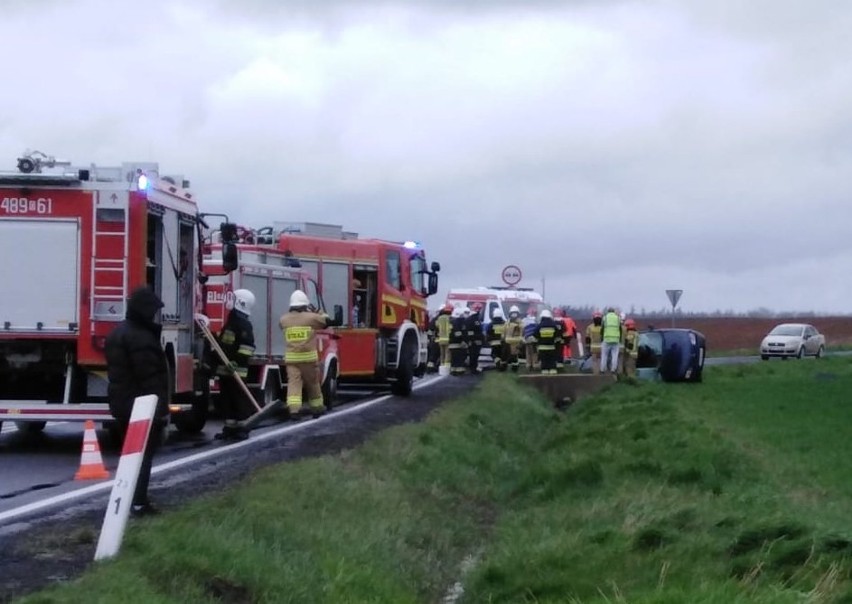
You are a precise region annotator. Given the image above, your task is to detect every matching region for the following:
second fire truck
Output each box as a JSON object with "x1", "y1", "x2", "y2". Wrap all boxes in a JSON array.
[{"x1": 207, "y1": 222, "x2": 440, "y2": 397}]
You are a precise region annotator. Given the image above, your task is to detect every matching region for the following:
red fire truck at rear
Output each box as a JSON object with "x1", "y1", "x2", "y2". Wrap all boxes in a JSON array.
[{"x1": 0, "y1": 151, "x2": 238, "y2": 434}]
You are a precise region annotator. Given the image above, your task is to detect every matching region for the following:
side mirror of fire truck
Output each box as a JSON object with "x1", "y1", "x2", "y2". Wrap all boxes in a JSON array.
[
  {"x1": 333, "y1": 304, "x2": 344, "y2": 327},
  {"x1": 428, "y1": 273, "x2": 439, "y2": 296},
  {"x1": 222, "y1": 242, "x2": 239, "y2": 273},
  {"x1": 431, "y1": 261, "x2": 441, "y2": 272}
]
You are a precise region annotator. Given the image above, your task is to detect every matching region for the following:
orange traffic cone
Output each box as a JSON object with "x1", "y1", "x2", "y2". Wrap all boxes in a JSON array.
[{"x1": 75, "y1": 419, "x2": 110, "y2": 480}]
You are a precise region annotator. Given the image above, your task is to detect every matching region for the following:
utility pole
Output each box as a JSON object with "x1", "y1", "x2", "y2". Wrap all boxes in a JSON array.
[{"x1": 541, "y1": 274, "x2": 546, "y2": 299}]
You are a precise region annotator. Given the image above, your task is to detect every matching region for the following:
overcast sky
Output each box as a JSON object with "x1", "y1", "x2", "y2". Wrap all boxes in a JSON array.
[{"x1": 3, "y1": 1, "x2": 851, "y2": 314}]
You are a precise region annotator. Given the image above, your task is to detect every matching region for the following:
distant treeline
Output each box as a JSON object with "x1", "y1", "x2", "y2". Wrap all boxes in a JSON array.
[{"x1": 556, "y1": 305, "x2": 852, "y2": 320}]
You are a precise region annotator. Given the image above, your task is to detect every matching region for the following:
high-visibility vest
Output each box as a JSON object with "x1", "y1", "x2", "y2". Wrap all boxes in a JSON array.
[{"x1": 602, "y1": 312, "x2": 621, "y2": 343}]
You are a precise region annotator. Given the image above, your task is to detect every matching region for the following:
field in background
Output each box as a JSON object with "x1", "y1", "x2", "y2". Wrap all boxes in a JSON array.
[{"x1": 633, "y1": 316, "x2": 852, "y2": 351}]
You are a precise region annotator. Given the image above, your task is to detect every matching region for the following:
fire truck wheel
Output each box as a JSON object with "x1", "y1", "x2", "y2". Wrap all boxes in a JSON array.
[
  {"x1": 14, "y1": 421, "x2": 46, "y2": 434},
  {"x1": 173, "y1": 373, "x2": 210, "y2": 434},
  {"x1": 322, "y1": 362, "x2": 338, "y2": 410},
  {"x1": 391, "y1": 341, "x2": 416, "y2": 397}
]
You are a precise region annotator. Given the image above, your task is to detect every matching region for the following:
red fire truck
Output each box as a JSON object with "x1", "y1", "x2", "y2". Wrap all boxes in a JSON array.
[
  {"x1": 0, "y1": 151, "x2": 237, "y2": 434},
  {"x1": 222, "y1": 222, "x2": 440, "y2": 396},
  {"x1": 200, "y1": 224, "x2": 341, "y2": 413}
]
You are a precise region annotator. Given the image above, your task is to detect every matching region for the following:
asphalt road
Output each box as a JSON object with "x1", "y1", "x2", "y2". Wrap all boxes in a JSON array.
[{"x1": 0, "y1": 378, "x2": 450, "y2": 527}]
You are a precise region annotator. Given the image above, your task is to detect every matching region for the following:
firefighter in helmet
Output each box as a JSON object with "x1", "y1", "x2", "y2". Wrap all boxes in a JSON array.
[
  {"x1": 215, "y1": 288, "x2": 256, "y2": 441},
  {"x1": 448, "y1": 307, "x2": 469, "y2": 375},
  {"x1": 430, "y1": 303, "x2": 453, "y2": 372},
  {"x1": 585, "y1": 310, "x2": 604, "y2": 375},
  {"x1": 522, "y1": 307, "x2": 538, "y2": 372},
  {"x1": 466, "y1": 303, "x2": 485, "y2": 374},
  {"x1": 486, "y1": 307, "x2": 507, "y2": 370},
  {"x1": 503, "y1": 305, "x2": 524, "y2": 372},
  {"x1": 553, "y1": 307, "x2": 579, "y2": 366},
  {"x1": 534, "y1": 308, "x2": 559, "y2": 374},
  {"x1": 279, "y1": 290, "x2": 334, "y2": 419},
  {"x1": 622, "y1": 318, "x2": 640, "y2": 377}
]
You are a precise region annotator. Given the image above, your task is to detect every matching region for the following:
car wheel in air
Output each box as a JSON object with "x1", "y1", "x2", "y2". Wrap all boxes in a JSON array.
[
  {"x1": 816, "y1": 345, "x2": 825, "y2": 359},
  {"x1": 761, "y1": 355, "x2": 769, "y2": 361},
  {"x1": 797, "y1": 347, "x2": 805, "y2": 359}
]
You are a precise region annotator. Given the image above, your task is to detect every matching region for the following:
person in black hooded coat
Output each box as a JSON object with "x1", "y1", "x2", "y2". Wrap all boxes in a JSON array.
[{"x1": 104, "y1": 286, "x2": 169, "y2": 516}]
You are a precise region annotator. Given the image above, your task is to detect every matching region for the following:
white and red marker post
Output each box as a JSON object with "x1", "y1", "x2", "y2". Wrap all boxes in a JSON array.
[{"x1": 94, "y1": 394, "x2": 158, "y2": 561}]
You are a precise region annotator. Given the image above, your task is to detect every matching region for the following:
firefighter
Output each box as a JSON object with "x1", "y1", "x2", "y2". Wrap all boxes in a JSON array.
[
  {"x1": 425, "y1": 309, "x2": 443, "y2": 373},
  {"x1": 622, "y1": 319, "x2": 640, "y2": 377},
  {"x1": 280, "y1": 290, "x2": 334, "y2": 419},
  {"x1": 534, "y1": 308, "x2": 559, "y2": 374},
  {"x1": 433, "y1": 303, "x2": 453, "y2": 371},
  {"x1": 449, "y1": 307, "x2": 469, "y2": 375},
  {"x1": 503, "y1": 305, "x2": 524, "y2": 372},
  {"x1": 487, "y1": 307, "x2": 507, "y2": 370},
  {"x1": 215, "y1": 288, "x2": 257, "y2": 441},
  {"x1": 585, "y1": 311, "x2": 604, "y2": 375},
  {"x1": 553, "y1": 307, "x2": 579, "y2": 366},
  {"x1": 466, "y1": 303, "x2": 485, "y2": 374},
  {"x1": 601, "y1": 307, "x2": 622, "y2": 374},
  {"x1": 522, "y1": 308, "x2": 538, "y2": 372}
]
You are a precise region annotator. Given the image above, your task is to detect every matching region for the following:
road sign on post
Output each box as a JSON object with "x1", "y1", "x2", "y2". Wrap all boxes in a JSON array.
[
  {"x1": 501, "y1": 265, "x2": 522, "y2": 287},
  {"x1": 666, "y1": 289, "x2": 683, "y2": 327}
]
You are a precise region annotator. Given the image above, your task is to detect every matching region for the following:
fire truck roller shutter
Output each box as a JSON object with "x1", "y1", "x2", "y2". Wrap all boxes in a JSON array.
[
  {"x1": 241, "y1": 274, "x2": 269, "y2": 357},
  {"x1": 2, "y1": 219, "x2": 80, "y2": 331},
  {"x1": 270, "y1": 277, "x2": 298, "y2": 358},
  {"x1": 318, "y1": 262, "x2": 349, "y2": 327}
]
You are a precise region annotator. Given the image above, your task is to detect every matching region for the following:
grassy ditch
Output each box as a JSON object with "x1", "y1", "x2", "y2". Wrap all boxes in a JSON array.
[{"x1": 17, "y1": 358, "x2": 852, "y2": 603}]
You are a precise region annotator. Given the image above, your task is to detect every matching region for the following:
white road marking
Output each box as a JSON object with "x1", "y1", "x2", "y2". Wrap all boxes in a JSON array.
[{"x1": 0, "y1": 375, "x2": 446, "y2": 525}]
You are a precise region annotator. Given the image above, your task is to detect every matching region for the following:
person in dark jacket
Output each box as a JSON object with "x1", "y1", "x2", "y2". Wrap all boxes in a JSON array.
[
  {"x1": 104, "y1": 286, "x2": 169, "y2": 517},
  {"x1": 534, "y1": 309, "x2": 559, "y2": 374},
  {"x1": 215, "y1": 289, "x2": 257, "y2": 441},
  {"x1": 465, "y1": 303, "x2": 484, "y2": 374}
]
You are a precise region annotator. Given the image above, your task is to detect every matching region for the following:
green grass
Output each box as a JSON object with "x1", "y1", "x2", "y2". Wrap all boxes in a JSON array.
[{"x1": 16, "y1": 358, "x2": 852, "y2": 603}]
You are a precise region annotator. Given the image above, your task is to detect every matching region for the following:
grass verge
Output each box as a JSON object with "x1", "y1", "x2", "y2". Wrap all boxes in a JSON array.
[{"x1": 17, "y1": 358, "x2": 852, "y2": 603}]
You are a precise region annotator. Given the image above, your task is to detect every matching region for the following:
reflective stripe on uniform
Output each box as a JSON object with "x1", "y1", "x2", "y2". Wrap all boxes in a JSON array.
[
  {"x1": 285, "y1": 350, "x2": 319, "y2": 363},
  {"x1": 238, "y1": 345, "x2": 255, "y2": 356}
]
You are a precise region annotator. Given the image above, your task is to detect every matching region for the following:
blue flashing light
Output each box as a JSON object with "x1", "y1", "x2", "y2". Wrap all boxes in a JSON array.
[
  {"x1": 403, "y1": 240, "x2": 419, "y2": 249},
  {"x1": 137, "y1": 174, "x2": 149, "y2": 190}
]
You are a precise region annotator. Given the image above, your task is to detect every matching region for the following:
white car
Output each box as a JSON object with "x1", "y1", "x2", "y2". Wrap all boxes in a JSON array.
[{"x1": 760, "y1": 323, "x2": 825, "y2": 360}]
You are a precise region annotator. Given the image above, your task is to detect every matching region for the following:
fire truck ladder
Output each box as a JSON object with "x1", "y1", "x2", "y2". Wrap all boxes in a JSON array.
[{"x1": 90, "y1": 206, "x2": 129, "y2": 323}]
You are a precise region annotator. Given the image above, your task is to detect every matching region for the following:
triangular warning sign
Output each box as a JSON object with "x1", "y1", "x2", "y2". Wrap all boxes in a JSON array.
[{"x1": 666, "y1": 289, "x2": 683, "y2": 308}]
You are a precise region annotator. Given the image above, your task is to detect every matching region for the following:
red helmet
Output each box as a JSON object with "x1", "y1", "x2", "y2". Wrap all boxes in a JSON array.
[
  {"x1": 553, "y1": 307, "x2": 564, "y2": 318},
  {"x1": 625, "y1": 319, "x2": 636, "y2": 329},
  {"x1": 442, "y1": 303, "x2": 453, "y2": 313},
  {"x1": 527, "y1": 308, "x2": 537, "y2": 316},
  {"x1": 593, "y1": 310, "x2": 603, "y2": 319},
  {"x1": 472, "y1": 302, "x2": 483, "y2": 311}
]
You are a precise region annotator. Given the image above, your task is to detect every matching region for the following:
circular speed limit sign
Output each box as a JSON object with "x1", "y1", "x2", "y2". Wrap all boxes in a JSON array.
[{"x1": 501, "y1": 265, "x2": 522, "y2": 286}]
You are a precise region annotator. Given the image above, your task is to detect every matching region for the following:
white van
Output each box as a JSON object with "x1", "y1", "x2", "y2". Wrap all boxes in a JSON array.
[{"x1": 445, "y1": 287, "x2": 548, "y2": 328}]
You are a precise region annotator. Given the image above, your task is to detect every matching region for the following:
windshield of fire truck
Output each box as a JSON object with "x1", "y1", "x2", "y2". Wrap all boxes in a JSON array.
[{"x1": 409, "y1": 254, "x2": 428, "y2": 296}]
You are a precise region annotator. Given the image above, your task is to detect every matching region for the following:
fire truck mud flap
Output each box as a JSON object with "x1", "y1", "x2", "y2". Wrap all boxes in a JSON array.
[{"x1": 517, "y1": 374, "x2": 617, "y2": 408}]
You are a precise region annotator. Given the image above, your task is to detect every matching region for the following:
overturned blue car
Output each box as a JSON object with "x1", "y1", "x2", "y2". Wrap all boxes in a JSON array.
[{"x1": 637, "y1": 328, "x2": 706, "y2": 382}]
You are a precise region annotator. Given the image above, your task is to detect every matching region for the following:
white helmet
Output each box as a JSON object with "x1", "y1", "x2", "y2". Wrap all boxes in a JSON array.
[
  {"x1": 462, "y1": 307, "x2": 471, "y2": 316},
  {"x1": 539, "y1": 309, "x2": 552, "y2": 319},
  {"x1": 492, "y1": 308, "x2": 504, "y2": 320},
  {"x1": 289, "y1": 289, "x2": 311, "y2": 308},
  {"x1": 509, "y1": 305, "x2": 520, "y2": 316},
  {"x1": 451, "y1": 307, "x2": 464, "y2": 318},
  {"x1": 233, "y1": 289, "x2": 256, "y2": 316}
]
